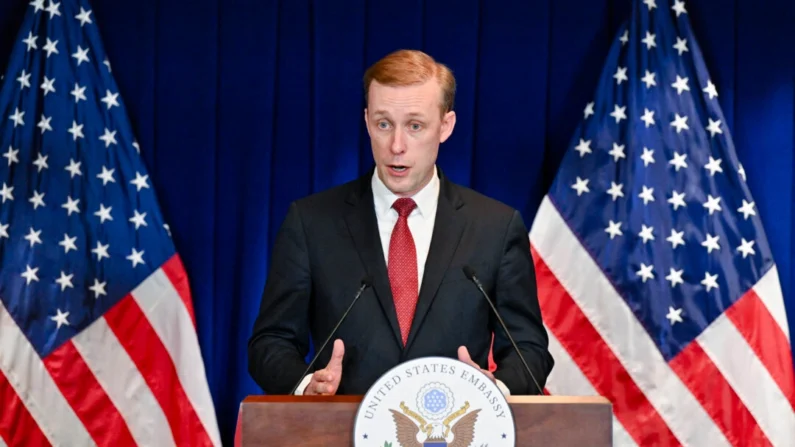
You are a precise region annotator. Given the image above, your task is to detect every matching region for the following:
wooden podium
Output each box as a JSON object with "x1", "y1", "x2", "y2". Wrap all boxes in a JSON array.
[{"x1": 237, "y1": 395, "x2": 612, "y2": 446}]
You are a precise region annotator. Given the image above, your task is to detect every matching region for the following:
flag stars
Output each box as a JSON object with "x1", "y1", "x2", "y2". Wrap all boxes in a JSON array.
[
  {"x1": 639, "y1": 185, "x2": 655, "y2": 204},
  {"x1": 97, "y1": 166, "x2": 115, "y2": 185},
  {"x1": 130, "y1": 210, "x2": 147, "y2": 229},
  {"x1": 641, "y1": 108, "x2": 655, "y2": 127},
  {"x1": 4, "y1": 146, "x2": 19, "y2": 166},
  {"x1": 704, "y1": 80, "x2": 719, "y2": 99},
  {"x1": 45, "y1": 1, "x2": 61, "y2": 18},
  {"x1": 671, "y1": 76, "x2": 689, "y2": 95},
  {"x1": 131, "y1": 172, "x2": 150, "y2": 191},
  {"x1": 43, "y1": 38, "x2": 58, "y2": 57},
  {"x1": 33, "y1": 153, "x2": 48, "y2": 172},
  {"x1": 59, "y1": 233, "x2": 77, "y2": 253},
  {"x1": 704, "y1": 156, "x2": 723, "y2": 176},
  {"x1": 71, "y1": 83, "x2": 87, "y2": 103},
  {"x1": 92, "y1": 241, "x2": 110, "y2": 261},
  {"x1": 641, "y1": 147, "x2": 655, "y2": 166},
  {"x1": 672, "y1": 0, "x2": 687, "y2": 16},
  {"x1": 609, "y1": 143, "x2": 626, "y2": 161},
  {"x1": 68, "y1": 121, "x2": 84, "y2": 140},
  {"x1": 23, "y1": 31, "x2": 37, "y2": 51},
  {"x1": 610, "y1": 104, "x2": 627, "y2": 123},
  {"x1": 571, "y1": 177, "x2": 590, "y2": 196},
  {"x1": 619, "y1": 30, "x2": 629, "y2": 46},
  {"x1": 607, "y1": 182, "x2": 624, "y2": 201},
  {"x1": 101, "y1": 90, "x2": 119, "y2": 109},
  {"x1": 65, "y1": 159, "x2": 82, "y2": 178},
  {"x1": 642, "y1": 70, "x2": 656, "y2": 88},
  {"x1": 738, "y1": 164, "x2": 746, "y2": 181},
  {"x1": 706, "y1": 119, "x2": 723, "y2": 137},
  {"x1": 666, "y1": 269, "x2": 685, "y2": 288},
  {"x1": 72, "y1": 46, "x2": 89, "y2": 66},
  {"x1": 605, "y1": 220, "x2": 623, "y2": 239},
  {"x1": 55, "y1": 271, "x2": 74, "y2": 291},
  {"x1": 614, "y1": 66, "x2": 628, "y2": 85},
  {"x1": 37, "y1": 115, "x2": 52, "y2": 134},
  {"x1": 22, "y1": 265, "x2": 39, "y2": 284},
  {"x1": 583, "y1": 102, "x2": 594, "y2": 119},
  {"x1": 89, "y1": 279, "x2": 107, "y2": 298},
  {"x1": 638, "y1": 225, "x2": 655, "y2": 243},
  {"x1": 574, "y1": 139, "x2": 592, "y2": 157},
  {"x1": 737, "y1": 238, "x2": 756, "y2": 258},
  {"x1": 127, "y1": 248, "x2": 145, "y2": 268},
  {"x1": 29, "y1": 191, "x2": 45, "y2": 209},
  {"x1": 666, "y1": 229, "x2": 685, "y2": 249},
  {"x1": 0, "y1": 222, "x2": 7, "y2": 239},
  {"x1": 701, "y1": 272, "x2": 719, "y2": 291},
  {"x1": 737, "y1": 200, "x2": 756, "y2": 220},
  {"x1": 0, "y1": 183, "x2": 13, "y2": 202},
  {"x1": 674, "y1": 37, "x2": 689, "y2": 55},
  {"x1": 669, "y1": 152, "x2": 688, "y2": 171},
  {"x1": 17, "y1": 70, "x2": 31, "y2": 89},
  {"x1": 75, "y1": 7, "x2": 92, "y2": 26},
  {"x1": 703, "y1": 195, "x2": 722, "y2": 215},
  {"x1": 103, "y1": 57, "x2": 112, "y2": 72},
  {"x1": 666, "y1": 307, "x2": 684, "y2": 325},
  {"x1": 9, "y1": 108, "x2": 24, "y2": 127},
  {"x1": 670, "y1": 114, "x2": 689, "y2": 133},
  {"x1": 99, "y1": 128, "x2": 117, "y2": 147},
  {"x1": 637, "y1": 263, "x2": 654, "y2": 282},
  {"x1": 701, "y1": 233, "x2": 720, "y2": 253},
  {"x1": 643, "y1": 0, "x2": 656, "y2": 10},
  {"x1": 51, "y1": 309, "x2": 70, "y2": 329},
  {"x1": 24, "y1": 227, "x2": 42, "y2": 247},
  {"x1": 94, "y1": 204, "x2": 113, "y2": 223},
  {"x1": 40, "y1": 76, "x2": 56, "y2": 95},
  {"x1": 642, "y1": 31, "x2": 656, "y2": 50}
]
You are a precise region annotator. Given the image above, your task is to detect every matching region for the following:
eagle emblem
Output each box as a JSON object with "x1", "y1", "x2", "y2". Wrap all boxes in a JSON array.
[{"x1": 388, "y1": 383, "x2": 481, "y2": 447}]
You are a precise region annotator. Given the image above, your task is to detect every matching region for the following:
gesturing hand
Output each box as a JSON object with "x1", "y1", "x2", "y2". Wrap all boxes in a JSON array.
[
  {"x1": 304, "y1": 339, "x2": 344, "y2": 395},
  {"x1": 458, "y1": 346, "x2": 496, "y2": 383}
]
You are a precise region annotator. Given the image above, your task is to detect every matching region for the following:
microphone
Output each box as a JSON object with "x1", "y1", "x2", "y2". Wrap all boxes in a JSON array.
[
  {"x1": 462, "y1": 266, "x2": 545, "y2": 395},
  {"x1": 289, "y1": 276, "x2": 372, "y2": 395}
]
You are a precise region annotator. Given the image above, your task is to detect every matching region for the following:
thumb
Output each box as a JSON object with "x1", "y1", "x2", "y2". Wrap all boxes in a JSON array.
[
  {"x1": 457, "y1": 346, "x2": 474, "y2": 365},
  {"x1": 327, "y1": 339, "x2": 345, "y2": 372}
]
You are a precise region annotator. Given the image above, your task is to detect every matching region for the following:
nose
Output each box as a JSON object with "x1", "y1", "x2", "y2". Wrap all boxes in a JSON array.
[{"x1": 390, "y1": 129, "x2": 405, "y2": 154}]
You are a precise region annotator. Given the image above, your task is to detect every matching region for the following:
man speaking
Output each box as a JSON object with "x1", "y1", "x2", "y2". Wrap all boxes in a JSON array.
[{"x1": 247, "y1": 49, "x2": 553, "y2": 396}]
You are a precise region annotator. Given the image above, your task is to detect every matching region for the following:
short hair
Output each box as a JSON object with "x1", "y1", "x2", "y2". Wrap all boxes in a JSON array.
[{"x1": 363, "y1": 49, "x2": 456, "y2": 115}]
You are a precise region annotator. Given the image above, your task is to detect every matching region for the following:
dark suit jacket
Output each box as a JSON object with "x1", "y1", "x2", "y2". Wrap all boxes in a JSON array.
[{"x1": 247, "y1": 168, "x2": 554, "y2": 395}]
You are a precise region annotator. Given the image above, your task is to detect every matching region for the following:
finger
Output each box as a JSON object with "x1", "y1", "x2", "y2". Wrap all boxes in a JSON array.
[
  {"x1": 328, "y1": 339, "x2": 345, "y2": 372},
  {"x1": 457, "y1": 346, "x2": 475, "y2": 365}
]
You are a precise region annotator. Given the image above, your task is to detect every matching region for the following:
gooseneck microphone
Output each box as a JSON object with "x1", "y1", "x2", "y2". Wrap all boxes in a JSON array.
[
  {"x1": 289, "y1": 276, "x2": 372, "y2": 395},
  {"x1": 462, "y1": 266, "x2": 545, "y2": 395}
]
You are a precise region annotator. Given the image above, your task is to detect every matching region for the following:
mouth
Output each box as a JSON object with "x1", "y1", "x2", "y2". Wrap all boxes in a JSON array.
[{"x1": 388, "y1": 164, "x2": 409, "y2": 173}]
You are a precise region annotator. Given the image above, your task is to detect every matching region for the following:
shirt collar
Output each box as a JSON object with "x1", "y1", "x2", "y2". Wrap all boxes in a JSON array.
[{"x1": 371, "y1": 165, "x2": 439, "y2": 219}]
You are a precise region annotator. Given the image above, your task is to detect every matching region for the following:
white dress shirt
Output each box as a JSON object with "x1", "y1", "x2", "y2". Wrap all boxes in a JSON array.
[{"x1": 295, "y1": 166, "x2": 510, "y2": 395}]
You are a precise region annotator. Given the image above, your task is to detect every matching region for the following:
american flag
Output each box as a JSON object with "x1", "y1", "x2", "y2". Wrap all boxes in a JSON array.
[
  {"x1": 530, "y1": 0, "x2": 795, "y2": 445},
  {"x1": 0, "y1": 1, "x2": 221, "y2": 445}
]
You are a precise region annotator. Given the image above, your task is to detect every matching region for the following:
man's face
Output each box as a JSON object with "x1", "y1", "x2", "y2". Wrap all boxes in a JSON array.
[{"x1": 365, "y1": 79, "x2": 456, "y2": 197}]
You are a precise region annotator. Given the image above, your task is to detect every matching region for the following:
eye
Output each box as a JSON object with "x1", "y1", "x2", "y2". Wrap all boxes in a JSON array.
[
  {"x1": 410, "y1": 123, "x2": 422, "y2": 131},
  {"x1": 377, "y1": 121, "x2": 390, "y2": 130}
]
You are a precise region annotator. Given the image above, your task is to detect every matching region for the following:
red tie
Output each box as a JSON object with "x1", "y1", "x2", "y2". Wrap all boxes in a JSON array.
[{"x1": 388, "y1": 198, "x2": 418, "y2": 345}]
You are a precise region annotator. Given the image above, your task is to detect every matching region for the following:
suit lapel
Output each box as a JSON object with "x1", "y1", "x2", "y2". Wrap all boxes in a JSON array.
[
  {"x1": 344, "y1": 176, "x2": 404, "y2": 348},
  {"x1": 404, "y1": 174, "x2": 465, "y2": 352}
]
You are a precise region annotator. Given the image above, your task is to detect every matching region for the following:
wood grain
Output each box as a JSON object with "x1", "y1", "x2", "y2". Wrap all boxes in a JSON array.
[{"x1": 239, "y1": 395, "x2": 612, "y2": 446}]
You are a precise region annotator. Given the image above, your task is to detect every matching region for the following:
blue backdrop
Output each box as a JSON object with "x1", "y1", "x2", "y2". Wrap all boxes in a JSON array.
[{"x1": 1, "y1": 0, "x2": 793, "y2": 445}]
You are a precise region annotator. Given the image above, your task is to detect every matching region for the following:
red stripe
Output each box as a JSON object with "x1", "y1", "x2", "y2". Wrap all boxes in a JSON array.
[
  {"x1": 104, "y1": 294, "x2": 213, "y2": 447},
  {"x1": 161, "y1": 254, "x2": 196, "y2": 328},
  {"x1": 0, "y1": 368, "x2": 51, "y2": 447},
  {"x1": 725, "y1": 289, "x2": 795, "y2": 411},
  {"x1": 532, "y1": 248, "x2": 681, "y2": 447},
  {"x1": 668, "y1": 339, "x2": 771, "y2": 447},
  {"x1": 42, "y1": 341, "x2": 137, "y2": 447}
]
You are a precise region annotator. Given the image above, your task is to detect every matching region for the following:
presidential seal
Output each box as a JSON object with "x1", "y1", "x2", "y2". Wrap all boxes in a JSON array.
[{"x1": 353, "y1": 356, "x2": 516, "y2": 446}]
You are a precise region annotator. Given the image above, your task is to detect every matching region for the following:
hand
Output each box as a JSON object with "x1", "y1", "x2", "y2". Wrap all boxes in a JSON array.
[
  {"x1": 458, "y1": 346, "x2": 496, "y2": 384},
  {"x1": 304, "y1": 339, "x2": 344, "y2": 395}
]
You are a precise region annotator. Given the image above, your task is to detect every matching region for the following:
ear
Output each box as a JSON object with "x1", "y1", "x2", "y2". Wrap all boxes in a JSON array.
[
  {"x1": 364, "y1": 108, "x2": 371, "y2": 137},
  {"x1": 439, "y1": 110, "x2": 456, "y2": 143}
]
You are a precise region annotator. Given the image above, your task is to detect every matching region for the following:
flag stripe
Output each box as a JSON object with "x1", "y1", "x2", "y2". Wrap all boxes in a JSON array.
[
  {"x1": 129, "y1": 262, "x2": 221, "y2": 446},
  {"x1": 72, "y1": 315, "x2": 177, "y2": 447},
  {"x1": 0, "y1": 302, "x2": 95, "y2": 446},
  {"x1": 0, "y1": 368, "x2": 50, "y2": 447},
  {"x1": 534, "y1": 250, "x2": 678, "y2": 446},
  {"x1": 42, "y1": 341, "x2": 137, "y2": 447},
  {"x1": 104, "y1": 294, "x2": 214, "y2": 447},
  {"x1": 530, "y1": 196, "x2": 731, "y2": 447},
  {"x1": 668, "y1": 339, "x2": 771, "y2": 447},
  {"x1": 696, "y1": 313, "x2": 795, "y2": 446},
  {"x1": 751, "y1": 266, "x2": 790, "y2": 340},
  {"x1": 725, "y1": 288, "x2": 795, "y2": 410},
  {"x1": 161, "y1": 255, "x2": 197, "y2": 327},
  {"x1": 544, "y1": 330, "x2": 637, "y2": 447}
]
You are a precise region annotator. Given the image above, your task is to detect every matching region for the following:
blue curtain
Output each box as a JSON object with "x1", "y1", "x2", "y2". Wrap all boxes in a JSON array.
[{"x1": 1, "y1": 0, "x2": 793, "y2": 445}]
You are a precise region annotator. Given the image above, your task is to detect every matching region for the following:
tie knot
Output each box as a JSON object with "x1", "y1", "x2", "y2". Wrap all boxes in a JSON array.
[{"x1": 392, "y1": 198, "x2": 417, "y2": 218}]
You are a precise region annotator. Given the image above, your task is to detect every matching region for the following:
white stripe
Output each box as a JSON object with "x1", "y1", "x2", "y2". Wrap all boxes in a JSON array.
[
  {"x1": 131, "y1": 267, "x2": 222, "y2": 446},
  {"x1": 0, "y1": 301, "x2": 95, "y2": 446},
  {"x1": 72, "y1": 315, "x2": 176, "y2": 447},
  {"x1": 546, "y1": 332, "x2": 637, "y2": 447},
  {"x1": 752, "y1": 266, "x2": 790, "y2": 342},
  {"x1": 697, "y1": 314, "x2": 795, "y2": 446},
  {"x1": 0, "y1": 432, "x2": 7, "y2": 447},
  {"x1": 530, "y1": 196, "x2": 730, "y2": 447}
]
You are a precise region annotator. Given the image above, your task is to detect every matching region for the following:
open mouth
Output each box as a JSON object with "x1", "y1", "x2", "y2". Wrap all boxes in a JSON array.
[{"x1": 389, "y1": 165, "x2": 409, "y2": 173}]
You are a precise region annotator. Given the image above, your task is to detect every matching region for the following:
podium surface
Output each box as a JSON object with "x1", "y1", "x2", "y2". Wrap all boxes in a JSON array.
[{"x1": 238, "y1": 395, "x2": 611, "y2": 446}]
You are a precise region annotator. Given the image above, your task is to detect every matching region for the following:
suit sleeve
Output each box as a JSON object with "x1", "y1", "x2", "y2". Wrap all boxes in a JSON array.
[
  {"x1": 247, "y1": 201, "x2": 313, "y2": 394},
  {"x1": 491, "y1": 210, "x2": 554, "y2": 395}
]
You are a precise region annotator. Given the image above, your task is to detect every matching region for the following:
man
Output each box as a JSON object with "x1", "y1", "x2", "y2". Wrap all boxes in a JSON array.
[{"x1": 247, "y1": 49, "x2": 553, "y2": 396}]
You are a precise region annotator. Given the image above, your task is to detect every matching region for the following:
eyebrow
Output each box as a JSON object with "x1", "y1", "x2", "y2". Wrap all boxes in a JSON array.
[{"x1": 372, "y1": 110, "x2": 427, "y2": 119}]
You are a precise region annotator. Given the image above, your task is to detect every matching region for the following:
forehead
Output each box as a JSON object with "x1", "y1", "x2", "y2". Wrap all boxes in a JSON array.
[{"x1": 367, "y1": 80, "x2": 442, "y2": 116}]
